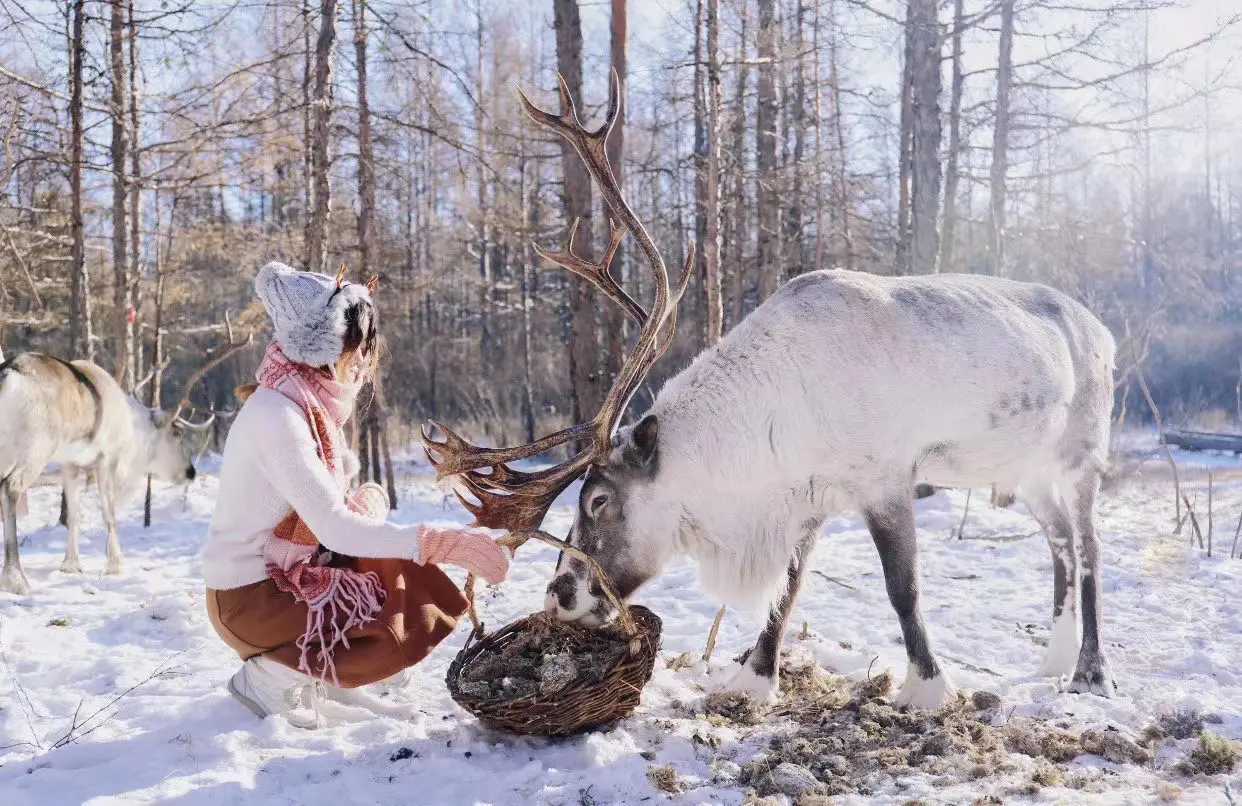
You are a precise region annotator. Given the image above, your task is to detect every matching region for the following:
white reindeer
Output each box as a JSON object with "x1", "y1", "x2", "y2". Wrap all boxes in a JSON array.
[
  {"x1": 0, "y1": 353, "x2": 204, "y2": 594},
  {"x1": 424, "y1": 72, "x2": 1117, "y2": 710}
]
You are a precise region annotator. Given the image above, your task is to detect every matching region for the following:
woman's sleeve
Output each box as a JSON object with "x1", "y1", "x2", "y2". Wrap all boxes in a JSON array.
[{"x1": 250, "y1": 397, "x2": 422, "y2": 561}]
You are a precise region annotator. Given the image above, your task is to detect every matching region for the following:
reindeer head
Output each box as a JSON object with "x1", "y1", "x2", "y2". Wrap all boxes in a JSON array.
[
  {"x1": 545, "y1": 414, "x2": 681, "y2": 625},
  {"x1": 146, "y1": 408, "x2": 202, "y2": 483},
  {"x1": 421, "y1": 70, "x2": 692, "y2": 627},
  {"x1": 142, "y1": 308, "x2": 253, "y2": 486}
]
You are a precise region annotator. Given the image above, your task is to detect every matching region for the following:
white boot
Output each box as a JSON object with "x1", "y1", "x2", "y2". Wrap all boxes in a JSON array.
[{"x1": 227, "y1": 656, "x2": 325, "y2": 729}]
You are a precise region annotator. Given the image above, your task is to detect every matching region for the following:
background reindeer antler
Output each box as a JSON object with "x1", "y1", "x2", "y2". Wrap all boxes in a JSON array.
[{"x1": 169, "y1": 309, "x2": 253, "y2": 429}]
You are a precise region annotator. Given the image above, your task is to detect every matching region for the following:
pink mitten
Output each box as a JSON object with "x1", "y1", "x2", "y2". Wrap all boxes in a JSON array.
[
  {"x1": 348, "y1": 483, "x2": 390, "y2": 521},
  {"x1": 418, "y1": 525, "x2": 510, "y2": 585}
]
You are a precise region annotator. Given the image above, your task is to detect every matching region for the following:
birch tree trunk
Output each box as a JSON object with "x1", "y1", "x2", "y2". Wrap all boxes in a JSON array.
[
  {"x1": 986, "y1": 0, "x2": 1015, "y2": 277},
  {"x1": 895, "y1": 6, "x2": 914, "y2": 275},
  {"x1": 110, "y1": 0, "x2": 131, "y2": 388},
  {"x1": 604, "y1": 0, "x2": 627, "y2": 381},
  {"x1": 127, "y1": 0, "x2": 143, "y2": 386},
  {"x1": 909, "y1": 0, "x2": 943, "y2": 275},
  {"x1": 940, "y1": 0, "x2": 966, "y2": 273},
  {"x1": 704, "y1": 0, "x2": 723, "y2": 345},
  {"x1": 755, "y1": 0, "x2": 779, "y2": 300},
  {"x1": 728, "y1": 2, "x2": 750, "y2": 327},
  {"x1": 68, "y1": 0, "x2": 94, "y2": 361},
  {"x1": 307, "y1": 0, "x2": 337, "y2": 276}
]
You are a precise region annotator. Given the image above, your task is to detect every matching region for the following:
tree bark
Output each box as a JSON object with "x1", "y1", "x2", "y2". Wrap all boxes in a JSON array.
[
  {"x1": 940, "y1": 0, "x2": 966, "y2": 273},
  {"x1": 110, "y1": 0, "x2": 131, "y2": 388},
  {"x1": 604, "y1": 0, "x2": 627, "y2": 379},
  {"x1": 307, "y1": 0, "x2": 337, "y2": 276},
  {"x1": 828, "y1": 0, "x2": 852, "y2": 268},
  {"x1": 908, "y1": 0, "x2": 943, "y2": 274},
  {"x1": 127, "y1": 0, "x2": 143, "y2": 387},
  {"x1": 895, "y1": 7, "x2": 914, "y2": 275},
  {"x1": 353, "y1": 0, "x2": 374, "y2": 281},
  {"x1": 694, "y1": 0, "x2": 708, "y2": 349},
  {"x1": 475, "y1": 3, "x2": 492, "y2": 371},
  {"x1": 728, "y1": 2, "x2": 750, "y2": 327},
  {"x1": 704, "y1": 0, "x2": 723, "y2": 345},
  {"x1": 553, "y1": 0, "x2": 601, "y2": 435},
  {"x1": 986, "y1": 0, "x2": 1015, "y2": 277},
  {"x1": 783, "y1": 0, "x2": 806, "y2": 281},
  {"x1": 301, "y1": 0, "x2": 313, "y2": 267},
  {"x1": 68, "y1": 0, "x2": 94, "y2": 361},
  {"x1": 755, "y1": 0, "x2": 779, "y2": 301}
]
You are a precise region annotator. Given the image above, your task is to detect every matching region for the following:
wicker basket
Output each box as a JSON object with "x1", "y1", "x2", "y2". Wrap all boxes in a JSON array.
[{"x1": 445, "y1": 531, "x2": 663, "y2": 737}]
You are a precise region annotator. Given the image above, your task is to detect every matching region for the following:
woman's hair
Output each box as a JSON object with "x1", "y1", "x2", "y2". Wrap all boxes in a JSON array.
[{"x1": 235, "y1": 296, "x2": 381, "y2": 406}]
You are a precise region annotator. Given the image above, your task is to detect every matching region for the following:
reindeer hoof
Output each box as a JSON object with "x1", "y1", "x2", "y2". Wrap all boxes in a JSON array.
[
  {"x1": 894, "y1": 664, "x2": 956, "y2": 709},
  {"x1": 59, "y1": 559, "x2": 84, "y2": 575},
  {"x1": 1068, "y1": 659, "x2": 1116, "y2": 697},
  {"x1": 104, "y1": 560, "x2": 124, "y2": 576},
  {"x1": 722, "y1": 662, "x2": 778, "y2": 703},
  {"x1": 0, "y1": 566, "x2": 32, "y2": 595}
]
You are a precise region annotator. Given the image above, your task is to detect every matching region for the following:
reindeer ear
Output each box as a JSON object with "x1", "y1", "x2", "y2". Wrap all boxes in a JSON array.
[{"x1": 627, "y1": 414, "x2": 659, "y2": 472}]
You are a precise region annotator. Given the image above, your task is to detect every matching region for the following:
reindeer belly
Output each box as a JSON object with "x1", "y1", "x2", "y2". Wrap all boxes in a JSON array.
[
  {"x1": 54, "y1": 440, "x2": 100, "y2": 467},
  {"x1": 908, "y1": 385, "x2": 1073, "y2": 490}
]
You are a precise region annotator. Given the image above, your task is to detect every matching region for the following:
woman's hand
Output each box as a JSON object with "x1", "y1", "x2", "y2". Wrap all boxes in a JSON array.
[{"x1": 418, "y1": 525, "x2": 510, "y2": 585}]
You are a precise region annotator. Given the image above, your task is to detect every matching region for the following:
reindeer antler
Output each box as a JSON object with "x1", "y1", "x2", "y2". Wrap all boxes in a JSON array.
[
  {"x1": 170, "y1": 310, "x2": 253, "y2": 428},
  {"x1": 421, "y1": 69, "x2": 693, "y2": 534}
]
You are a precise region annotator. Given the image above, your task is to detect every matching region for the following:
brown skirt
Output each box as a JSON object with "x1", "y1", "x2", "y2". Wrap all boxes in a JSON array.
[{"x1": 207, "y1": 557, "x2": 470, "y2": 688}]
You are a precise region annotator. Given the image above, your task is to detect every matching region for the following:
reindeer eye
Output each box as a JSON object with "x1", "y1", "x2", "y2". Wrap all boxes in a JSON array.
[{"x1": 588, "y1": 493, "x2": 609, "y2": 518}]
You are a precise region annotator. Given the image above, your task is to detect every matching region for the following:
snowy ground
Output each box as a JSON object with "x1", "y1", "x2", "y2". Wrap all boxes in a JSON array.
[{"x1": 2, "y1": 439, "x2": 1241, "y2": 805}]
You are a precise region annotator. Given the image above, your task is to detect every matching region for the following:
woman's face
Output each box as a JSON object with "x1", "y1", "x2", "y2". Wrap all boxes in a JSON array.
[{"x1": 334, "y1": 348, "x2": 368, "y2": 385}]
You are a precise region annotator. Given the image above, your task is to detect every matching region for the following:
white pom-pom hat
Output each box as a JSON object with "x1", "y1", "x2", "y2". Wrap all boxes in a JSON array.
[{"x1": 254, "y1": 261, "x2": 374, "y2": 367}]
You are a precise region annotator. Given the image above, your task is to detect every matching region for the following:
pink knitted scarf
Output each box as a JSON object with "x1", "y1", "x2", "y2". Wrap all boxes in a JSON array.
[{"x1": 256, "y1": 341, "x2": 386, "y2": 685}]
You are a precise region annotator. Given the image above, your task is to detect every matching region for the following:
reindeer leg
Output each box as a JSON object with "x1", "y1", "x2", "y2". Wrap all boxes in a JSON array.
[
  {"x1": 1067, "y1": 470, "x2": 1116, "y2": 697},
  {"x1": 1023, "y1": 484, "x2": 1080, "y2": 678},
  {"x1": 59, "y1": 467, "x2": 85, "y2": 574},
  {"x1": 865, "y1": 495, "x2": 955, "y2": 709},
  {"x1": 726, "y1": 529, "x2": 818, "y2": 703},
  {"x1": 97, "y1": 463, "x2": 124, "y2": 575},
  {"x1": 1, "y1": 480, "x2": 31, "y2": 595}
]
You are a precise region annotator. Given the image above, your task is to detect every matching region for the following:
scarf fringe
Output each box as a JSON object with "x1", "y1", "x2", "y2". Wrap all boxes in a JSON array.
[{"x1": 295, "y1": 568, "x2": 386, "y2": 685}]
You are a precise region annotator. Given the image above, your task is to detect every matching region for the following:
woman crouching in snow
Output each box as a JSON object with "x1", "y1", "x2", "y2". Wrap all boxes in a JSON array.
[{"x1": 203, "y1": 261, "x2": 508, "y2": 728}]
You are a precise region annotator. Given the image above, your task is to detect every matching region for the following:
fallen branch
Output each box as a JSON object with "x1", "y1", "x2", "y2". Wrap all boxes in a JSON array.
[
  {"x1": 1182, "y1": 495, "x2": 1205, "y2": 550},
  {"x1": 50, "y1": 650, "x2": 187, "y2": 749},
  {"x1": 811, "y1": 570, "x2": 858, "y2": 590}
]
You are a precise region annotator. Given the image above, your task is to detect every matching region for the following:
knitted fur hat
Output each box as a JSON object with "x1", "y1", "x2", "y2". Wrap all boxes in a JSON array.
[{"x1": 254, "y1": 261, "x2": 373, "y2": 367}]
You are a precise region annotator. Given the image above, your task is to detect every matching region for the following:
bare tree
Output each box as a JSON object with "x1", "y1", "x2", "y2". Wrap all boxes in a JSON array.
[
  {"x1": 704, "y1": 0, "x2": 723, "y2": 344},
  {"x1": 127, "y1": 0, "x2": 143, "y2": 386},
  {"x1": 727, "y1": 2, "x2": 750, "y2": 326},
  {"x1": 939, "y1": 0, "x2": 966, "y2": 274},
  {"x1": 67, "y1": 0, "x2": 94, "y2": 361},
  {"x1": 605, "y1": 0, "x2": 628, "y2": 378},
  {"x1": 307, "y1": 0, "x2": 338, "y2": 276},
  {"x1": 553, "y1": 0, "x2": 602, "y2": 430},
  {"x1": 908, "y1": 0, "x2": 943, "y2": 274},
  {"x1": 986, "y1": 0, "x2": 1016, "y2": 277},
  {"x1": 110, "y1": 0, "x2": 132, "y2": 388},
  {"x1": 755, "y1": 0, "x2": 779, "y2": 299}
]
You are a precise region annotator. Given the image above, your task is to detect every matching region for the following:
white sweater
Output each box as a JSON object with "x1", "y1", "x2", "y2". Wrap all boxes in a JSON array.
[{"x1": 202, "y1": 387, "x2": 421, "y2": 590}]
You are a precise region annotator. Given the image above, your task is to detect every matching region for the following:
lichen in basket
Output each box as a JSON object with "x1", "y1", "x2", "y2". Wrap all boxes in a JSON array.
[{"x1": 454, "y1": 612, "x2": 630, "y2": 701}]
